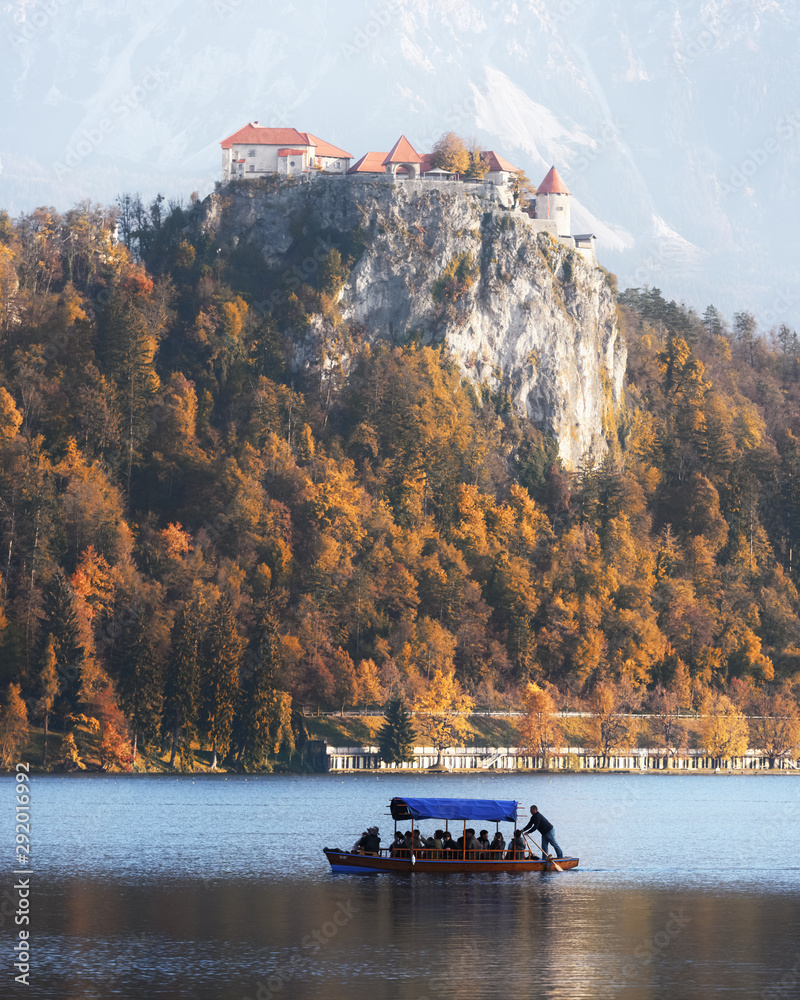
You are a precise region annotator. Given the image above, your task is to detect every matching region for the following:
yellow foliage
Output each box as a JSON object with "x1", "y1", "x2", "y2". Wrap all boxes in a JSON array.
[
  {"x1": 517, "y1": 683, "x2": 562, "y2": 758},
  {"x1": 413, "y1": 669, "x2": 474, "y2": 751},
  {"x1": 219, "y1": 296, "x2": 248, "y2": 340},
  {"x1": 700, "y1": 693, "x2": 749, "y2": 761},
  {"x1": 0, "y1": 386, "x2": 22, "y2": 444},
  {"x1": 0, "y1": 683, "x2": 29, "y2": 768},
  {"x1": 160, "y1": 522, "x2": 192, "y2": 560}
]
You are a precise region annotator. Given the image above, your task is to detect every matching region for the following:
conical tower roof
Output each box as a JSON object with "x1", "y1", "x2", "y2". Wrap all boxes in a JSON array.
[
  {"x1": 382, "y1": 135, "x2": 422, "y2": 165},
  {"x1": 537, "y1": 166, "x2": 570, "y2": 194}
]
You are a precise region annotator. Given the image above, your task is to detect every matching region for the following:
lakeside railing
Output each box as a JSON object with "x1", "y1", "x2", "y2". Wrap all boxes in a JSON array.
[{"x1": 323, "y1": 745, "x2": 800, "y2": 772}]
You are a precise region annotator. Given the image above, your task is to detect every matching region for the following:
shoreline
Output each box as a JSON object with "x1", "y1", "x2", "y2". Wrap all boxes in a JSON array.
[{"x1": 3, "y1": 766, "x2": 798, "y2": 777}]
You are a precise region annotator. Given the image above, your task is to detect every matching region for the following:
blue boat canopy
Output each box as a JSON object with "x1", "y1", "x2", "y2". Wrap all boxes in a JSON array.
[{"x1": 390, "y1": 797, "x2": 519, "y2": 824}]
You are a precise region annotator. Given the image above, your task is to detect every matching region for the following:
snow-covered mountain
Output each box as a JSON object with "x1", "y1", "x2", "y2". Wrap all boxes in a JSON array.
[{"x1": 1, "y1": 0, "x2": 798, "y2": 326}]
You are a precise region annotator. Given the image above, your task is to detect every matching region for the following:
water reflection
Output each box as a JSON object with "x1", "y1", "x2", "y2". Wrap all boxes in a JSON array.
[
  {"x1": 25, "y1": 870, "x2": 800, "y2": 999},
  {"x1": 6, "y1": 773, "x2": 800, "y2": 999}
]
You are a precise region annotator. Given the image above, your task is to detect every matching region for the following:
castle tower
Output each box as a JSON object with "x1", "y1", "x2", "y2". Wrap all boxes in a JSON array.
[
  {"x1": 536, "y1": 166, "x2": 570, "y2": 237},
  {"x1": 382, "y1": 135, "x2": 422, "y2": 179}
]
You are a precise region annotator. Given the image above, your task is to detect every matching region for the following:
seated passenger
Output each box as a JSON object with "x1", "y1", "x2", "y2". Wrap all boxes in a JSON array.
[
  {"x1": 411, "y1": 829, "x2": 423, "y2": 853},
  {"x1": 465, "y1": 828, "x2": 481, "y2": 855},
  {"x1": 390, "y1": 831, "x2": 406, "y2": 856},
  {"x1": 477, "y1": 830, "x2": 491, "y2": 852},
  {"x1": 506, "y1": 832, "x2": 527, "y2": 859},
  {"x1": 355, "y1": 826, "x2": 380, "y2": 854},
  {"x1": 441, "y1": 831, "x2": 455, "y2": 851},
  {"x1": 490, "y1": 831, "x2": 506, "y2": 855}
]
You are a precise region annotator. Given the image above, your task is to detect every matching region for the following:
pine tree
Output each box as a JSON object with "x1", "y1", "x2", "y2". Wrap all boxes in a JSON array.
[
  {"x1": 378, "y1": 697, "x2": 416, "y2": 765},
  {"x1": 41, "y1": 571, "x2": 84, "y2": 719},
  {"x1": 37, "y1": 635, "x2": 59, "y2": 765},
  {"x1": 199, "y1": 595, "x2": 241, "y2": 769},
  {"x1": 234, "y1": 595, "x2": 294, "y2": 770},
  {"x1": 115, "y1": 613, "x2": 163, "y2": 766},
  {"x1": 162, "y1": 602, "x2": 201, "y2": 768}
]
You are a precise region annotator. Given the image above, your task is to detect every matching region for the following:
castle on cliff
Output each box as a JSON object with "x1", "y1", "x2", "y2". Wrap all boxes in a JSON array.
[{"x1": 219, "y1": 123, "x2": 597, "y2": 265}]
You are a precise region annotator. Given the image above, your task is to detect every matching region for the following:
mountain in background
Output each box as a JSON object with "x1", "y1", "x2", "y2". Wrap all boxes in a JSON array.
[{"x1": 1, "y1": 0, "x2": 799, "y2": 325}]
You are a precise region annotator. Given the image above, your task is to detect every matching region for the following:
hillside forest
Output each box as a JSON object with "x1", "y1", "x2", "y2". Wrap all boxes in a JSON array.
[{"x1": 1, "y1": 195, "x2": 800, "y2": 770}]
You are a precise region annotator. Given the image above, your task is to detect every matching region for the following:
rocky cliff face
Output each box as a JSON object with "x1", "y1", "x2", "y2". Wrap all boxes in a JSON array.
[{"x1": 200, "y1": 177, "x2": 625, "y2": 469}]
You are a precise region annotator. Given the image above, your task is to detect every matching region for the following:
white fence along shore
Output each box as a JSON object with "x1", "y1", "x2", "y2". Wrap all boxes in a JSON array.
[{"x1": 323, "y1": 746, "x2": 800, "y2": 772}]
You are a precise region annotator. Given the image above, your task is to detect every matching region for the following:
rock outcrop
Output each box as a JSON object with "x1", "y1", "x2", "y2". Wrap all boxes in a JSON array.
[{"x1": 200, "y1": 177, "x2": 625, "y2": 469}]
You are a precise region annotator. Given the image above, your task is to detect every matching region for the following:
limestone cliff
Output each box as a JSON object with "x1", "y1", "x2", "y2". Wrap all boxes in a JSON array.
[{"x1": 200, "y1": 177, "x2": 625, "y2": 469}]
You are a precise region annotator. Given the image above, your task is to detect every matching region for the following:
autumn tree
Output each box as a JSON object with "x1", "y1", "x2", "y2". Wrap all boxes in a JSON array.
[
  {"x1": 429, "y1": 132, "x2": 469, "y2": 175},
  {"x1": 748, "y1": 685, "x2": 800, "y2": 769},
  {"x1": 378, "y1": 697, "x2": 416, "y2": 765},
  {"x1": 701, "y1": 692, "x2": 749, "y2": 767},
  {"x1": 330, "y1": 646, "x2": 358, "y2": 715},
  {"x1": 510, "y1": 171, "x2": 536, "y2": 209},
  {"x1": 464, "y1": 139, "x2": 488, "y2": 180},
  {"x1": 582, "y1": 682, "x2": 638, "y2": 768},
  {"x1": 59, "y1": 731, "x2": 85, "y2": 771},
  {"x1": 516, "y1": 682, "x2": 563, "y2": 764},
  {"x1": 98, "y1": 721, "x2": 134, "y2": 771},
  {"x1": 199, "y1": 595, "x2": 241, "y2": 769},
  {"x1": 647, "y1": 684, "x2": 687, "y2": 762},
  {"x1": 413, "y1": 669, "x2": 474, "y2": 764},
  {"x1": 0, "y1": 683, "x2": 29, "y2": 768},
  {"x1": 356, "y1": 658, "x2": 384, "y2": 710}
]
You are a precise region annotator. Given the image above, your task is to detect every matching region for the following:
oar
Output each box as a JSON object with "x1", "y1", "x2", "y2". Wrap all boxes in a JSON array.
[{"x1": 524, "y1": 832, "x2": 563, "y2": 872}]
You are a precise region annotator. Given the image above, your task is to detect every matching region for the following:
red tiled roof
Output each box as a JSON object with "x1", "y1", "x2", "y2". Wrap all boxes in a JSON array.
[
  {"x1": 221, "y1": 123, "x2": 311, "y2": 149},
  {"x1": 348, "y1": 151, "x2": 390, "y2": 173},
  {"x1": 483, "y1": 150, "x2": 522, "y2": 174},
  {"x1": 277, "y1": 149, "x2": 307, "y2": 156},
  {"x1": 383, "y1": 135, "x2": 421, "y2": 165},
  {"x1": 302, "y1": 132, "x2": 353, "y2": 159},
  {"x1": 538, "y1": 166, "x2": 570, "y2": 194}
]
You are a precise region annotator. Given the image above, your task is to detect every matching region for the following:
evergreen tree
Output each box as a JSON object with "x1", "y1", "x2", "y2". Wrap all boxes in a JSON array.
[
  {"x1": 378, "y1": 697, "x2": 416, "y2": 765},
  {"x1": 234, "y1": 594, "x2": 293, "y2": 770},
  {"x1": 161, "y1": 602, "x2": 201, "y2": 768},
  {"x1": 115, "y1": 613, "x2": 163, "y2": 766},
  {"x1": 37, "y1": 635, "x2": 59, "y2": 765},
  {"x1": 41, "y1": 571, "x2": 84, "y2": 719},
  {"x1": 199, "y1": 595, "x2": 241, "y2": 769}
]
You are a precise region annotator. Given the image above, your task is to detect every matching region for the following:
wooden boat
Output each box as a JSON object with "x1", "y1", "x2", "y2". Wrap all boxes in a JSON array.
[{"x1": 323, "y1": 796, "x2": 579, "y2": 874}]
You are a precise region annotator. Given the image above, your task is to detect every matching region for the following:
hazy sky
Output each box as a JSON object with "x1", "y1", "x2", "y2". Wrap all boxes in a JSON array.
[{"x1": 2, "y1": 0, "x2": 798, "y2": 324}]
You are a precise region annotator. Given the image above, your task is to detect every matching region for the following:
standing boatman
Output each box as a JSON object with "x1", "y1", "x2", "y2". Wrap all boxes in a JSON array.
[{"x1": 520, "y1": 805, "x2": 563, "y2": 859}]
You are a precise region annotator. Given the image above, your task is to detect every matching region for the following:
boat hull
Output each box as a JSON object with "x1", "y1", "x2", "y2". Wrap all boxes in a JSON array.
[{"x1": 323, "y1": 849, "x2": 579, "y2": 874}]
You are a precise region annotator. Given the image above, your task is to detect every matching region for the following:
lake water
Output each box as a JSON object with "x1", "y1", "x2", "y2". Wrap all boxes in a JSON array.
[{"x1": 2, "y1": 772, "x2": 799, "y2": 999}]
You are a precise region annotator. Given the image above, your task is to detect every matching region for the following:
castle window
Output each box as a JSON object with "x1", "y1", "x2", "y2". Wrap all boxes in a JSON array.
[
  {"x1": 248, "y1": 148, "x2": 256, "y2": 157},
  {"x1": 248, "y1": 165, "x2": 255, "y2": 173}
]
